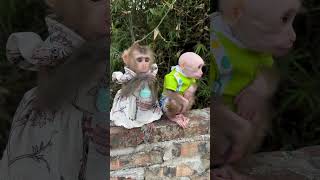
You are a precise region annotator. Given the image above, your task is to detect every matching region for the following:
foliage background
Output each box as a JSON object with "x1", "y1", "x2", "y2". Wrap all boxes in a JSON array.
[{"x1": 0, "y1": 0, "x2": 320, "y2": 155}]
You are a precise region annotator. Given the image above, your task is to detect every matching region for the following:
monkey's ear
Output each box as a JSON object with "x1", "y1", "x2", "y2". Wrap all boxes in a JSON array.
[
  {"x1": 121, "y1": 50, "x2": 130, "y2": 65},
  {"x1": 45, "y1": 0, "x2": 56, "y2": 8}
]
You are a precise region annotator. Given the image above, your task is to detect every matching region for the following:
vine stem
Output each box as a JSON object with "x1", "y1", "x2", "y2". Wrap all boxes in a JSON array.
[{"x1": 135, "y1": 0, "x2": 177, "y2": 43}]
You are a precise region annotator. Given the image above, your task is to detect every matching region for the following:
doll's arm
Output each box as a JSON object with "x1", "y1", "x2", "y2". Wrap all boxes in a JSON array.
[{"x1": 150, "y1": 64, "x2": 158, "y2": 76}]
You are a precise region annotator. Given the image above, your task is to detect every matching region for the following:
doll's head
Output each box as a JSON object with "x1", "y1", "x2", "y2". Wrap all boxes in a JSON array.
[
  {"x1": 179, "y1": 52, "x2": 204, "y2": 79},
  {"x1": 121, "y1": 43, "x2": 155, "y2": 73},
  {"x1": 220, "y1": 0, "x2": 301, "y2": 57},
  {"x1": 45, "y1": 0, "x2": 109, "y2": 40}
]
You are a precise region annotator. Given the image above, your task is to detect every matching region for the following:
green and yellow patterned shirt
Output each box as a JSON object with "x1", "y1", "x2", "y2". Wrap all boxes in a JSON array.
[
  {"x1": 163, "y1": 67, "x2": 196, "y2": 95},
  {"x1": 210, "y1": 14, "x2": 274, "y2": 110}
]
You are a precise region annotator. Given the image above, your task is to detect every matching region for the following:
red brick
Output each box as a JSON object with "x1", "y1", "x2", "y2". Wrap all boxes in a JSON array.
[
  {"x1": 133, "y1": 154, "x2": 151, "y2": 166},
  {"x1": 111, "y1": 151, "x2": 163, "y2": 170},
  {"x1": 110, "y1": 159, "x2": 122, "y2": 170},
  {"x1": 110, "y1": 108, "x2": 209, "y2": 149},
  {"x1": 176, "y1": 165, "x2": 194, "y2": 176},
  {"x1": 180, "y1": 142, "x2": 199, "y2": 157}
]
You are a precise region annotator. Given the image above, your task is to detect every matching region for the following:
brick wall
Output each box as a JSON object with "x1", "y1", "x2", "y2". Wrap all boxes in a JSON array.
[{"x1": 110, "y1": 108, "x2": 210, "y2": 180}]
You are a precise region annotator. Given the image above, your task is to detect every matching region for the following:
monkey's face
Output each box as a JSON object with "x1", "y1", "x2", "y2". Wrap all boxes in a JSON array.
[
  {"x1": 131, "y1": 50, "x2": 152, "y2": 73},
  {"x1": 232, "y1": 0, "x2": 300, "y2": 57}
]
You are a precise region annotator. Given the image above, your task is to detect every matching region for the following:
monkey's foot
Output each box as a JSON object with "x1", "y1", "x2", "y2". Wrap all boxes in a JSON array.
[{"x1": 169, "y1": 114, "x2": 189, "y2": 128}]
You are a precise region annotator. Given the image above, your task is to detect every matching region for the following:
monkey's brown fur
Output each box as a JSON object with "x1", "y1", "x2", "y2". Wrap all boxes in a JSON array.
[
  {"x1": 122, "y1": 43, "x2": 155, "y2": 67},
  {"x1": 166, "y1": 91, "x2": 186, "y2": 115},
  {"x1": 120, "y1": 73, "x2": 159, "y2": 105},
  {"x1": 165, "y1": 86, "x2": 196, "y2": 116}
]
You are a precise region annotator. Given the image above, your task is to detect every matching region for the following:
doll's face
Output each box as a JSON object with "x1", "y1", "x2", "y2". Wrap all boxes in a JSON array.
[
  {"x1": 232, "y1": 0, "x2": 301, "y2": 57},
  {"x1": 183, "y1": 62, "x2": 204, "y2": 79},
  {"x1": 131, "y1": 50, "x2": 152, "y2": 73},
  {"x1": 180, "y1": 53, "x2": 204, "y2": 79}
]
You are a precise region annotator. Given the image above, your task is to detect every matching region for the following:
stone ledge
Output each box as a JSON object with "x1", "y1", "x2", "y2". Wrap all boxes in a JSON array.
[
  {"x1": 110, "y1": 136, "x2": 210, "y2": 171},
  {"x1": 233, "y1": 145, "x2": 320, "y2": 180},
  {"x1": 110, "y1": 108, "x2": 209, "y2": 149}
]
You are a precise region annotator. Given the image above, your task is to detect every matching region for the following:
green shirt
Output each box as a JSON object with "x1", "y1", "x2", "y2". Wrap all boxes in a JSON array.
[
  {"x1": 210, "y1": 31, "x2": 274, "y2": 110},
  {"x1": 163, "y1": 68, "x2": 196, "y2": 95}
]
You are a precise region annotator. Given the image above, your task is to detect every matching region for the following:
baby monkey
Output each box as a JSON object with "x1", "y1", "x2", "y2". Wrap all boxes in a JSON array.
[
  {"x1": 110, "y1": 43, "x2": 162, "y2": 129},
  {"x1": 160, "y1": 52, "x2": 204, "y2": 128},
  {"x1": 211, "y1": 0, "x2": 301, "y2": 179}
]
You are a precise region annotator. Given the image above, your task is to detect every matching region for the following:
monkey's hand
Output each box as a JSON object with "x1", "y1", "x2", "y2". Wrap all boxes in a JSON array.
[
  {"x1": 214, "y1": 104, "x2": 253, "y2": 165},
  {"x1": 166, "y1": 90, "x2": 189, "y2": 114},
  {"x1": 174, "y1": 95, "x2": 189, "y2": 114}
]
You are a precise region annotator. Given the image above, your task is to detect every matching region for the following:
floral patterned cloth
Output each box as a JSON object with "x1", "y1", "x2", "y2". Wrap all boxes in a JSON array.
[{"x1": 0, "y1": 15, "x2": 107, "y2": 180}]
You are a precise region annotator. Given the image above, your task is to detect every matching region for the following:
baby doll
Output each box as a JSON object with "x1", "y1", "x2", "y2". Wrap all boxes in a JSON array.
[
  {"x1": 110, "y1": 43, "x2": 162, "y2": 129},
  {"x1": 160, "y1": 52, "x2": 204, "y2": 128},
  {"x1": 0, "y1": 0, "x2": 109, "y2": 179},
  {"x1": 211, "y1": 0, "x2": 301, "y2": 179}
]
